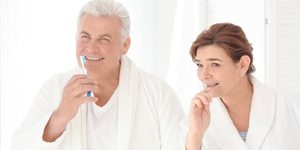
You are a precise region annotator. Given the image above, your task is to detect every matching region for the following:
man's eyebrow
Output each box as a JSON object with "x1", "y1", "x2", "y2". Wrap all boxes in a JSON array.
[
  {"x1": 77, "y1": 32, "x2": 112, "y2": 39},
  {"x1": 78, "y1": 31, "x2": 90, "y2": 35},
  {"x1": 98, "y1": 34, "x2": 112, "y2": 39}
]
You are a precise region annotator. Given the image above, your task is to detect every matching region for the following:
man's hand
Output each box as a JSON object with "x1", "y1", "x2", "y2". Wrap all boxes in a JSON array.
[{"x1": 43, "y1": 75, "x2": 98, "y2": 142}]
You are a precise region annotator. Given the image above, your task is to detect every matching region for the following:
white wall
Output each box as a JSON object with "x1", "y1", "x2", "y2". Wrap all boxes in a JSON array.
[
  {"x1": 0, "y1": 0, "x2": 86, "y2": 149},
  {"x1": 2, "y1": 0, "x2": 299, "y2": 149},
  {"x1": 205, "y1": 0, "x2": 265, "y2": 82}
]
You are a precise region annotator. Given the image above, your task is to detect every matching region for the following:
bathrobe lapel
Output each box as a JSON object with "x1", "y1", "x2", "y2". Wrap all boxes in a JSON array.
[
  {"x1": 246, "y1": 77, "x2": 275, "y2": 150},
  {"x1": 209, "y1": 99, "x2": 249, "y2": 150},
  {"x1": 66, "y1": 68, "x2": 87, "y2": 150},
  {"x1": 117, "y1": 56, "x2": 140, "y2": 150},
  {"x1": 69, "y1": 57, "x2": 140, "y2": 150},
  {"x1": 70, "y1": 104, "x2": 87, "y2": 150},
  {"x1": 208, "y1": 77, "x2": 275, "y2": 150}
]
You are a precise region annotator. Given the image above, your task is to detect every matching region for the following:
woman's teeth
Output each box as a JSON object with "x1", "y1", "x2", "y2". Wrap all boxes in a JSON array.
[{"x1": 204, "y1": 83, "x2": 218, "y2": 87}]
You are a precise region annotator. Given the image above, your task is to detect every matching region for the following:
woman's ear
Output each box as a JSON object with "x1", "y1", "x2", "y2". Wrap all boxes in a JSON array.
[{"x1": 239, "y1": 55, "x2": 251, "y2": 76}]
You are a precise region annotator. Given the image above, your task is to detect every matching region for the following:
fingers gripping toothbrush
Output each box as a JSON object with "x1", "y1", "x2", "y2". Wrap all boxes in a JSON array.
[{"x1": 80, "y1": 55, "x2": 95, "y2": 97}]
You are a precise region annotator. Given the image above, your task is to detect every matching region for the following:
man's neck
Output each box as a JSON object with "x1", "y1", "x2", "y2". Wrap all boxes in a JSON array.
[
  {"x1": 88, "y1": 64, "x2": 120, "y2": 85},
  {"x1": 89, "y1": 64, "x2": 120, "y2": 107}
]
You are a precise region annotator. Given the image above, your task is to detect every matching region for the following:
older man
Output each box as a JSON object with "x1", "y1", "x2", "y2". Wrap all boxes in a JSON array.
[{"x1": 11, "y1": 0, "x2": 184, "y2": 149}]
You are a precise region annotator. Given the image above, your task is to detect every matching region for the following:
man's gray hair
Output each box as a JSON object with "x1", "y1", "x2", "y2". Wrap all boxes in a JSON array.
[{"x1": 78, "y1": 0, "x2": 130, "y2": 42}]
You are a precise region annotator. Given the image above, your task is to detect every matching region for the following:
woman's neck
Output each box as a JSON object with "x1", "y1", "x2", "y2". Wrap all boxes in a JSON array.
[
  {"x1": 221, "y1": 76, "x2": 253, "y2": 108},
  {"x1": 221, "y1": 76, "x2": 253, "y2": 131}
]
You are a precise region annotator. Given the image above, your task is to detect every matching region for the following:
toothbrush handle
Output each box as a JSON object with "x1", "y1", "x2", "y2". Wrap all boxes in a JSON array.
[{"x1": 86, "y1": 91, "x2": 94, "y2": 97}]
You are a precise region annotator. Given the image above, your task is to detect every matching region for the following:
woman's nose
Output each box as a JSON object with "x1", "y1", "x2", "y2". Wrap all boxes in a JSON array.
[{"x1": 198, "y1": 66, "x2": 212, "y2": 80}]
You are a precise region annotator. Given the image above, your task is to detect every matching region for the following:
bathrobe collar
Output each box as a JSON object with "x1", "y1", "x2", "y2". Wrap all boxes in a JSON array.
[
  {"x1": 208, "y1": 76, "x2": 275, "y2": 149},
  {"x1": 70, "y1": 56, "x2": 140, "y2": 150},
  {"x1": 116, "y1": 56, "x2": 140, "y2": 150}
]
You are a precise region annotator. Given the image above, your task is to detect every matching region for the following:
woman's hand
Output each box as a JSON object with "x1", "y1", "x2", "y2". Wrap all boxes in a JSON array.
[{"x1": 186, "y1": 90, "x2": 212, "y2": 150}]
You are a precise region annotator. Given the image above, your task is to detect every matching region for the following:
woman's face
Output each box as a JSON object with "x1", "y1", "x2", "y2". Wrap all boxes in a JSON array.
[{"x1": 194, "y1": 45, "x2": 245, "y2": 98}]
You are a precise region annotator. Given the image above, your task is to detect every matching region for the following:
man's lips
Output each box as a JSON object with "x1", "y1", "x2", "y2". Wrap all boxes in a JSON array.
[{"x1": 85, "y1": 56, "x2": 105, "y2": 61}]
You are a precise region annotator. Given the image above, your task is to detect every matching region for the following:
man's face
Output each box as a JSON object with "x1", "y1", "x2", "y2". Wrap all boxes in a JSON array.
[{"x1": 76, "y1": 14, "x2": 130, "y2": 74}]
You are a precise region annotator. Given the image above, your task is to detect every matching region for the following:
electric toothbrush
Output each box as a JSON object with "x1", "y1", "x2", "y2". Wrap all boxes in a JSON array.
[{"x1": 80, "y1": 55, "x2": 95, "y2": 97}]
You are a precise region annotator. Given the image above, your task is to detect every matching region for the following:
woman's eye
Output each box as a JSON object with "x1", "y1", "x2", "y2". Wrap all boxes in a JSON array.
[
  {"x1": 211, "y1": 63, "x2": 220, "y2": 67},
  {"x1": 196, "y1": 63, "x2": 203, "y2": 68}
]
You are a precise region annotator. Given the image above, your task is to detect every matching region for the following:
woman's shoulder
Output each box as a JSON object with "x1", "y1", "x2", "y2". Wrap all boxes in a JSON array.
[
  {"x1": 272, "y1": 88, "x2": 300, "y2": 122},
  {"x1": 251, "y1": 76, "x2": 299, "y2": 104},
  {"x1": 273, "y1": 88, "x2": 300, "y2": 106}
]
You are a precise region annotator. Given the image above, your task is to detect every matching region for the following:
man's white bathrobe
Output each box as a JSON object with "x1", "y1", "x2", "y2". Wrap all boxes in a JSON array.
[
  {"x1": 201, "y1": 77, "x2": 300, "y2": 150},
  {"x1": 11, "y1": 56, "x2": 184, "y2": 150}
]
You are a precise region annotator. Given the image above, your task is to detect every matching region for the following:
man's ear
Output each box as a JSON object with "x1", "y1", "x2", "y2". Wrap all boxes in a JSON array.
[
  {"x1": 239, "y1": 55, "x2": 251, "y2": 76},
  {"x1": 122, "y1": 37, "x2": 131, "y2": 54}
]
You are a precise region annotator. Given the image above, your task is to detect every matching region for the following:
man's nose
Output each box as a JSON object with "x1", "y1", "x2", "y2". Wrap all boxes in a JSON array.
[{"x1": 86, "y1": 39, "x2": 99, "y2": 52}]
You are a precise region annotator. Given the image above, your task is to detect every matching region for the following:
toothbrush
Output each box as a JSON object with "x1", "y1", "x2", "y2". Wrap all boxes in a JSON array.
[{"x1": 80, "y1": 55, "x2": 94, "y2": 97}]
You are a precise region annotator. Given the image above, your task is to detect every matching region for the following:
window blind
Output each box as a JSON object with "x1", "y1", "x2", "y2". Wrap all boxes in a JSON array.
[{"x1": 267, "y1": 0, "x2": 300, "y2": 93}]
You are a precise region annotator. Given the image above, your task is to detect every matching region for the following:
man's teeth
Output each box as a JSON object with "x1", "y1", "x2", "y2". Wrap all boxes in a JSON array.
[{"x1": 86, "y1": 56, "x2": 103, "y2": 61}]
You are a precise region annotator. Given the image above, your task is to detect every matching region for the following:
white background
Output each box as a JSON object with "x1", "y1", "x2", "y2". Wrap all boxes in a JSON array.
[{"x1": 1, "y1": 0, "x2": 300, "y2": 149}]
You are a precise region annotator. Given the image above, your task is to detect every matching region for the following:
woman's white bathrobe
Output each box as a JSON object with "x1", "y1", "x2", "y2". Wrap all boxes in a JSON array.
[
  {"x1": 11, "y1": 56, "x2": 184, "y2": 150},
  {"x1": 200, "y1": 77, "x2": 300, "y2": 150}
]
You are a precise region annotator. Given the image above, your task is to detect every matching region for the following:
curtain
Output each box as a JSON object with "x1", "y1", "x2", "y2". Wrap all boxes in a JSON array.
[{"x1": 166, "y1": 0, "x2": 206, "y2": 113}]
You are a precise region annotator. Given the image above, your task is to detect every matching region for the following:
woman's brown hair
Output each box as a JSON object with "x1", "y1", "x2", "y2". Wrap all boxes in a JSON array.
[{"x1": 190, "y1": 23, "x2": 255, "y2": 74}]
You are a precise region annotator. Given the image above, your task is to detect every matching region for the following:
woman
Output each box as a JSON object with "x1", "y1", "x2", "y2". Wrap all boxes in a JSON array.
[{"x1": 185, "y1": 23, "x2": 300, "y2": 150}]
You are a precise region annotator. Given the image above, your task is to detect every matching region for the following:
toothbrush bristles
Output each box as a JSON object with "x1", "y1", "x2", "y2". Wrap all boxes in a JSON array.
[{"x1": 81, "y1": 56, "x2": 87, "y2": 64}]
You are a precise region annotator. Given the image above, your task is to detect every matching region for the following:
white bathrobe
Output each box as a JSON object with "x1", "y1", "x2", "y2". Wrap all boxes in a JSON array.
[
  {"x1": 200, "y1": 77, "x2": 300, "y2": 150},
  {"x1": 11, "y1": 56, "x2": 184, "y2": 150}
]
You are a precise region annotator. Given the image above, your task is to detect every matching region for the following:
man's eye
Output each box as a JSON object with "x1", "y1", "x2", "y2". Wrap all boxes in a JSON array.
[
  {"x1": 100, "y1": 37, "x2": 111, "y2": 44},
  {"x1": 80, "y1": 35, "x2": 89, "y2": 39}
]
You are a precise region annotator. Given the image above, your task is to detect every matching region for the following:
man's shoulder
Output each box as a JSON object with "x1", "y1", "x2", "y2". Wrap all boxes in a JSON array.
[
  {"x1": 44, "y1": 67, "x2": 81, "y2": 87},
  {"x1": 138, "y1": 69, "x2": 179, "y2": 98},
  {"x1": 139, "y1": 70, "x2": 169, "y2": 87}
]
